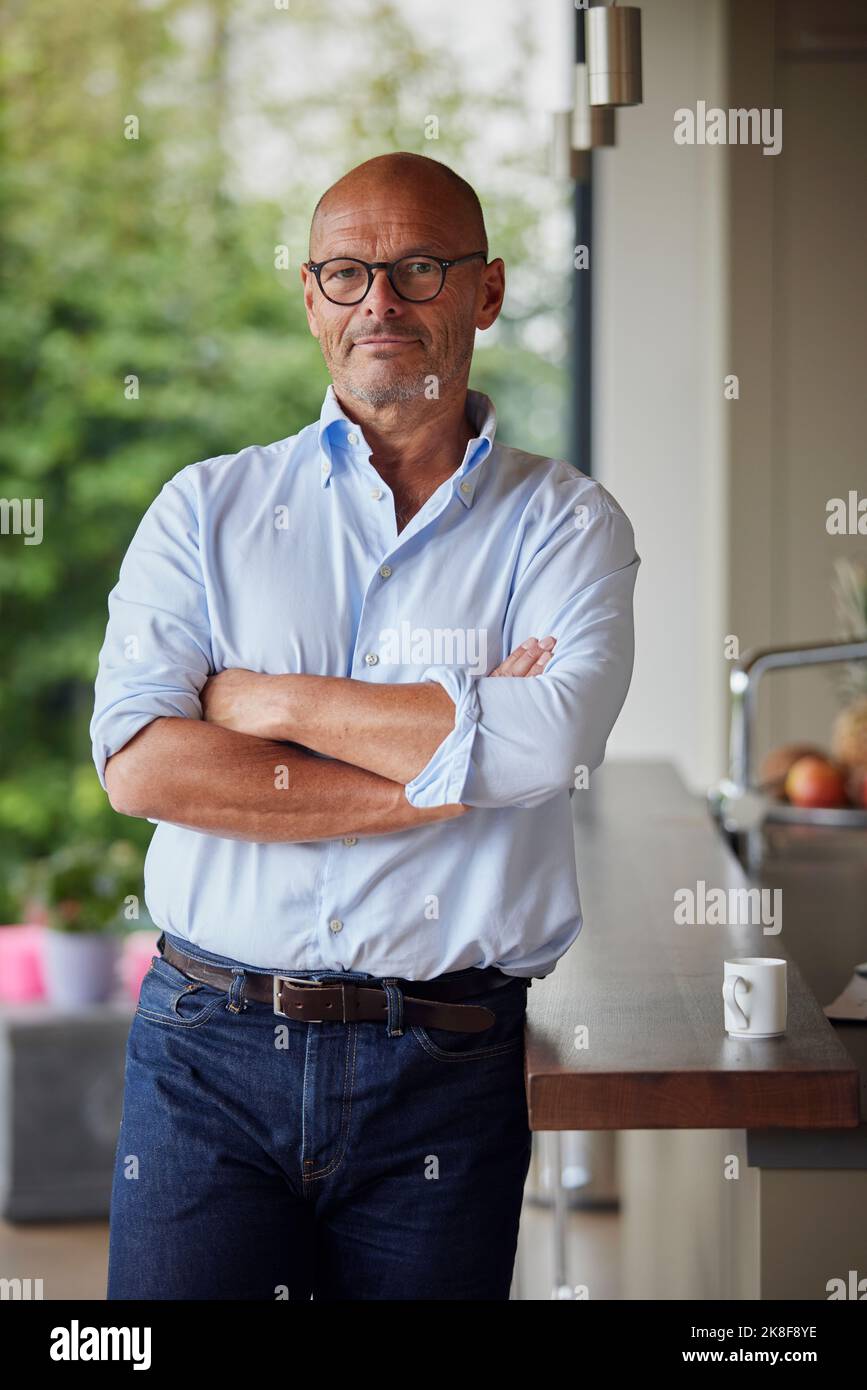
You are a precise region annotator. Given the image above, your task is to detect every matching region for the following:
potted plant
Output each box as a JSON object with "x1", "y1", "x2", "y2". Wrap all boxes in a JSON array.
[{"x1": 15, "y1": 840, "x2": 146, "y2": 1007}]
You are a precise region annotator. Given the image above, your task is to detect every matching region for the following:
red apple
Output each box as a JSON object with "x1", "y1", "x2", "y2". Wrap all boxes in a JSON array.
[
  {"x1": 759, "y1": 742, "x2": 826, "y2": 798},
  {"x1": 784, "y1": 755, "x2": 848, "y2": 809}
]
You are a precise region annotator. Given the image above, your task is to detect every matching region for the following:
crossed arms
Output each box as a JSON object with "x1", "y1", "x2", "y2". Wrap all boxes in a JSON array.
[
  {"x1": 92, "y1": 473, "x2": 639, "y2": 845},
  {"x1": 103, "y1": 640, "x2": 555, "y2": 843}
]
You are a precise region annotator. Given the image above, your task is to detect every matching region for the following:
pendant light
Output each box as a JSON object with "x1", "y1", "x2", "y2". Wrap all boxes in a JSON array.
[
  {"x1": 586, "y1": 3, "x2": 643, "y2": 108},
  {"x1": 538, "y1": 0, "x2": 579, "y2": 178},
  {"x1": 571, "y1": 63, "x2": 616, "y2": 149}
]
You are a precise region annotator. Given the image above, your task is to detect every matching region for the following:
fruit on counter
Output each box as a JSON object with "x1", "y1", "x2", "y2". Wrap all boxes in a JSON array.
[
  {"x1": 784, "y1": 755, "x2": 849, "y2": 809},
  {"x1": 845, "y1": 764, "x2": 867, "y2": 811},
  {"x1": 831, "y1": 696, "x2": 867, "y2": 770},
  {"x1": 759, "y1": 742, "x2": 826, "y2": 797}
]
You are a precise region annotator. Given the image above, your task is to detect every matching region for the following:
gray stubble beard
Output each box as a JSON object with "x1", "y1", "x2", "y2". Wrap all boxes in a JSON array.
[{"x1": 330, "y1": 331, "x2": 474, "y2": 409}]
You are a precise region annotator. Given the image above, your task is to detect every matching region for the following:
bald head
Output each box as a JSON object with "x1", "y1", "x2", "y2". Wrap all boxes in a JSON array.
[{"x1": 308, "y1": 152, "x2": 488, "y2": 262}]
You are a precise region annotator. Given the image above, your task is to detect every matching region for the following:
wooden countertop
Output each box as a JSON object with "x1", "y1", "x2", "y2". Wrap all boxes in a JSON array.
[{"x1": 524, "y1": 761, "x2": 861, "y2": 1131}]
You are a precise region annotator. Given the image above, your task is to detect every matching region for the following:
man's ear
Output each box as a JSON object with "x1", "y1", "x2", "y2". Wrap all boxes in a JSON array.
[
  {"x1": 476, "y1": 257, "x2": 505, "y2": 332},
  {"x1": 300, "y1": 265, "x2": 321, "y2": 339}
]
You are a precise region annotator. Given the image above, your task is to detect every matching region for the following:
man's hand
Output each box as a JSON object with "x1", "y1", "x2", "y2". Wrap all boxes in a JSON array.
[
  {"x1": 490, "y1": 635, "x2": 556, "y2": 676},
  {"x1": 201, "y1": 635, "x2": 558, "y2": 741}
]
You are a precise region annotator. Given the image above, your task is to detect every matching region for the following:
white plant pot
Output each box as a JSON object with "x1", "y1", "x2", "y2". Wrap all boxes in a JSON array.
[{"x1": 42, "y1": 929, "x2": 121, "y2": 1008}]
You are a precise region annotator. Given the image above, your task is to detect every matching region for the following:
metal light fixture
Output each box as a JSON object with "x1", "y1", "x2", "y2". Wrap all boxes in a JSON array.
[
  {"x1": 586, "y1": 4, "x2": 643, "y2": 108},
  {"x1": 538, "y1": 0, "x2": 579, "y2": 179},
  {"x1": 571, "y1": 63, "x2": 616, "y2": 149}
]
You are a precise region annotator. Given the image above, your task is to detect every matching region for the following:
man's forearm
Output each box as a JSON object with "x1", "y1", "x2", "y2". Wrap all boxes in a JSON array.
[
  {"x1": 103, "y1": 716, "x2": 465, "y2": 842},
  {"x1": 268, "y1": 675, "x2": 455, "y2": 784},
  {"x1": 197, "y1": 639, "x2": 558, "y2": 785}
]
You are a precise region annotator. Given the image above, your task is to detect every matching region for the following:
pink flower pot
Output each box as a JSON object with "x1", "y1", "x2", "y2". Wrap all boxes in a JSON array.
[
  {"x1": 120, "y1": 930, "x2": 161, "y2": 1000},
  {"x1": 0, "y1": 924, "x2": 47, "y2": 1002}
]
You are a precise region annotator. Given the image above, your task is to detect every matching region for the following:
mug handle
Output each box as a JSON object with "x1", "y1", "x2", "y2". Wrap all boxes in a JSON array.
[{"x1": 722, "y1": 975, "x2": 749, "y2": 1029}]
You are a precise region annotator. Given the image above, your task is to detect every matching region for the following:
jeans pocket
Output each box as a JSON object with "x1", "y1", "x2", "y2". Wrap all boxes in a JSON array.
[
  {"x1": 135, "y1": 954, "x2": 229, "y2": 1029},
  {"x1": 410, "y1": 977, "x2": 528, "y2": 1062}
]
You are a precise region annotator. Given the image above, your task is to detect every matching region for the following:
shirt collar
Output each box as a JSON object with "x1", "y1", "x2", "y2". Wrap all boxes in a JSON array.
[{"x1": 316, "y1": 384, "x2": 497, "y2": 507}]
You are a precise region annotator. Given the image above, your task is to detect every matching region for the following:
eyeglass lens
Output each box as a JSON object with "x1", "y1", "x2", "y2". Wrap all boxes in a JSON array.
[{"x1": 318, "y1": 256, "x2": 444, "y2": 304}]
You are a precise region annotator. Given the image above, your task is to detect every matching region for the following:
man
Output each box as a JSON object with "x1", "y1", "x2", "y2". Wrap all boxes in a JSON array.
[{"x1": 91, "y1": 152, "x2": 640, "y2": 1301}]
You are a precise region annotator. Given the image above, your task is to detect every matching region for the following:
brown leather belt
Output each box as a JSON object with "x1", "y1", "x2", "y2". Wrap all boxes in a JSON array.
[{"x1": 161, "y1": 938, "x2": 517, "y2": 1033}]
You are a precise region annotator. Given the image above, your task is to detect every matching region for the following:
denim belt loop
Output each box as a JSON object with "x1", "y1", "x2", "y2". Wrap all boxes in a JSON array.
[
  {"x1": 226, "y1": 970, "x2": 248, "y2": 1013},
  {"x1": 380, "y1": 978, "x2": 404, "y2": 1037}
]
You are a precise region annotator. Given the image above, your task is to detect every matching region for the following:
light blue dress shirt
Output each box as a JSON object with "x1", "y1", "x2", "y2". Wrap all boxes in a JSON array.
[{"x1": 90, "y1": 385, "x2": 640, "y2": 979}]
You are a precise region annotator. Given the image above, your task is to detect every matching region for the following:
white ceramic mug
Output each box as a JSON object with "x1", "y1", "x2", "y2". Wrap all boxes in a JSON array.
[{"x1": 722, "y1": 957, "x2": 787, "y2": 1038}]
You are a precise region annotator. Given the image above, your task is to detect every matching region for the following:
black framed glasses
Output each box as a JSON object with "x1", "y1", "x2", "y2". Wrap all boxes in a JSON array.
[{"x1": 304, "y1": 251, "x2": 487, "y2": 305}]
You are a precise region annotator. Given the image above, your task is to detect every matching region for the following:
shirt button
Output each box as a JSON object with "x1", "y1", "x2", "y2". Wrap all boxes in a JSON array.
[
  {"x1": 460, "y1": 481, "x2": 472, "y2": 495},
  {"x1": 370, "y1": 487, "x2": 383, "y2": 500},
  {"x1": 342, "y1": 836, "x2": 357, "y2": 847},
  {"x1": 329, "y1": 918, "x2": 343, "y2": 934},
  {"x1": 364, "y1": 653, "x2": 379, "y2": 666},
  {"x1": 379, "y1": 564, "x2": 392, "y2": 579},
  {"x1": 321, "y1": 461, "x2": 328, "y2": 474},
  {"x1": 347, "y1": 431, "x2": 359, "y2": 446}
]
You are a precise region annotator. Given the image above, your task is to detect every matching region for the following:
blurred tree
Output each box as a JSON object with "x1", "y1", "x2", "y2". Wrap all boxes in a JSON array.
[{"x1": 0, "y1": 0, "x2": 567, "y2": 920}]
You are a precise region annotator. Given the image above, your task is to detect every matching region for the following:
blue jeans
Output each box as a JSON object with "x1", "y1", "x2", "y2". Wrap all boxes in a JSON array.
[{"x1": 107, "y1": 931, "x2": 533, "y2": 1300}]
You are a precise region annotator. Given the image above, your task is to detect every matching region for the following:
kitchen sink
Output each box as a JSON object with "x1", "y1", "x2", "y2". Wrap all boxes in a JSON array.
[{"x1": 708, "y1": 636, "x2": 867, "y2": 873}]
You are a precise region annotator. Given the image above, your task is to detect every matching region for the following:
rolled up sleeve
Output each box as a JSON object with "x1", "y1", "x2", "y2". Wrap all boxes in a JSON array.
[
  {"x1": 404, "y1": 505, "x2": 640, "y2": 811},
  {"x1": 89, "y1": 470, "x2": 213, "y2": 792}
]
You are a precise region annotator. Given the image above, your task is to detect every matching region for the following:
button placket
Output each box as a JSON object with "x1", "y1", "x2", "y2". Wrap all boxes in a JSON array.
[{"x1": 350, "y1": 484, "x2": 454, "y2": 681}]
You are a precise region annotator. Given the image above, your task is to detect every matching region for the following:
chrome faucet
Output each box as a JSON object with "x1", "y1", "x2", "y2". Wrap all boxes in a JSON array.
[
  {"x1": 728, "y1": 637, "x2": 867, "y2": 790},
  {"x1": 709, "y1": 637, "x2": 867, "y2": 852}
]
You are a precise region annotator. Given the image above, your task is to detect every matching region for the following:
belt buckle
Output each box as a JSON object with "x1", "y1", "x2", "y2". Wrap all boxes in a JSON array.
[{"x1": 273, "y1": 974, "x2": 327, "y2": 1020}]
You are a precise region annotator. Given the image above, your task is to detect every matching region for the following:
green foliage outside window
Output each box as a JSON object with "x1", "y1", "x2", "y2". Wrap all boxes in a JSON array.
[{"x1": 0, "y1": 0, "x2": 568, "y2": 922}]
